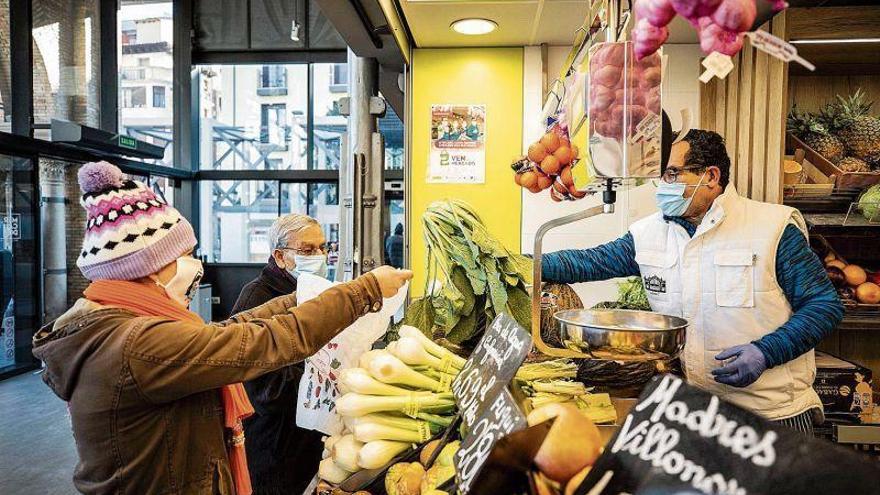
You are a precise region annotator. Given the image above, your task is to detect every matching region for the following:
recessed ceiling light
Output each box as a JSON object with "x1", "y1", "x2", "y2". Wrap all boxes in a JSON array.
[{"x1": 451, "y1": 18, "x2": 497, "y2": 36}]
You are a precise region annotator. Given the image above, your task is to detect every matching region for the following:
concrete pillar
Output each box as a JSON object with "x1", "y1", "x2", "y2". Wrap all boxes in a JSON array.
[{"x1": 39, "y1": 160, "x2": 67, "y2": 321}]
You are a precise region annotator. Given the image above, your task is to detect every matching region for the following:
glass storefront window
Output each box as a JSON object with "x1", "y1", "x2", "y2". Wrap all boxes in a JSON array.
[
  {"x1": 0, "y1": 0, "x2": 11, "y2": 133},
  {"x1": 150, "y1": 176, "x2": 174, "y2": 207},
  {"x1": 32, "y1": 0, "x2": 101, "y2": 134},
  {"x1": 198, "y1": 64, "x2": 309, "y2": 170},
  {"x1": 200, "y1": 180, "x2": 281, "y2": 263},
  {"x1": 0, "y1": 154, "x2": 38, "y2": 373},
  {"x1": 381, "y1": 106, "x2": 404, "y2": 170},
  {"x1": 118, "y1": 1, "x2": 174, "y2": 166},
  {"x1": 313, "y1": 63, "x2": 348, "y2": 170}
]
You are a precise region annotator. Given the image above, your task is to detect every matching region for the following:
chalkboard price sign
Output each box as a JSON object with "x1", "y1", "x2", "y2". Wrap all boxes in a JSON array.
[
  {"x1": 454, "y1": 388, "x2": 528, "y2": 495},
  {"x1": 451, "y1": 312, "x2": 532, "y2": 428},
  {"x1": 575, "y1": 374, "x2": 880, "y2": 495}
]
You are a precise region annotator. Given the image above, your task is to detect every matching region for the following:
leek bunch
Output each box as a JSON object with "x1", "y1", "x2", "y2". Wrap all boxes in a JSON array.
[{"x1": 320, "y1": 326, "x2": 462, "y2": 485}]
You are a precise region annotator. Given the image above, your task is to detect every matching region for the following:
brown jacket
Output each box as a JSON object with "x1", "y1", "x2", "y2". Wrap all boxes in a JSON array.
[{"x1": 32, "y1": 275, "x2": 383, "y2": 495}]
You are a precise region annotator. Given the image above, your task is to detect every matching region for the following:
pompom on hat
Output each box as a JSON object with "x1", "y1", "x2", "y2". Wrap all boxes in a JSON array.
[{"x1": 76, "y1": 161, "x2": 197, "y2": 281}]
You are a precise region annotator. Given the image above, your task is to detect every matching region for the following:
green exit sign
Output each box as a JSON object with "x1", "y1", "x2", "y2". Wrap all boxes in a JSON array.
[{"x1": 118, "y1": 135, "x2": 137, "y2": 149}]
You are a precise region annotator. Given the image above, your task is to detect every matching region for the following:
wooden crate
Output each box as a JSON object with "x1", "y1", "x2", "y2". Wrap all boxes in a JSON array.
[
  {"x1": 783, "y1": 153, "x2": 835, "y2": 198},
  {"x1": 787, "y1": 133, "x2": 880, "y2": 190}
]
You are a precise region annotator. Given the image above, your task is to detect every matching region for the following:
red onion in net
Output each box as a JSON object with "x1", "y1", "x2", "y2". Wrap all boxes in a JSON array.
[
  {"x1": 699, "y1": 19, "x2": 745, "y2": 55},
  {"x1": 633, "y1": 19, "x2": 670, "y2": 59},
  {"x1": 634, "y1": 0, "x2": 677, "y2": 27},
  {"x1": 711, "y1": 0, "x2": 756, "y2": 33}
]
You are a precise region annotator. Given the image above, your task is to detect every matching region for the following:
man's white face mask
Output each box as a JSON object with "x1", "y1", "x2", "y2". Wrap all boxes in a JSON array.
[{"x1": 154, "y1": 257, "x2": 204, "y2": 307}]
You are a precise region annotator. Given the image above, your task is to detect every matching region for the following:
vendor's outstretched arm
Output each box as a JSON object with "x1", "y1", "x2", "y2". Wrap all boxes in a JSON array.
[
  {"x1": 541, "y1": 232, "x2": 641, "y2": 284},
  {"x1": 752, "y1": 224, "x2": 844, "y2": 368}
]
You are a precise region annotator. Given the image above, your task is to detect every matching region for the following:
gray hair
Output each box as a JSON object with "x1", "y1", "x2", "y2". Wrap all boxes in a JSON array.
[{"x1": 268, "y1": 213, "x2": 320, "y2": 251}]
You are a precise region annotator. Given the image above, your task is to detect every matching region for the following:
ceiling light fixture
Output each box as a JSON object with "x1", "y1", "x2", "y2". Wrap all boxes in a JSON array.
[{"x1": 451, "y1": 18, "x2": 497, "y2": 36}]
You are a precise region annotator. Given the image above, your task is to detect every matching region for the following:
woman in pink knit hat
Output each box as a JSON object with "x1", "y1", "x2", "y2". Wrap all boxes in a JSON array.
[{"x1": 32, "y1": 161, "x2": 411, "y2": 495}]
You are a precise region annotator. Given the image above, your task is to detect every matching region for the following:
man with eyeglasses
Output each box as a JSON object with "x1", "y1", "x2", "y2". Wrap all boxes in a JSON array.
[
  {"x1": 231, "y1": 213, "x2": 329, "y2": 494},
  {"x1": 543, "y1": 129, "x2": 843, "y2": 434}
]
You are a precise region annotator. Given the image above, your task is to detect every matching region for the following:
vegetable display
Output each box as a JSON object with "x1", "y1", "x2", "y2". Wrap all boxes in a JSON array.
[
  {"x1": 592, "y1": 277, "x2": 651, "y2": 311},
  {"x1": 632, "y1": 0, "x2": 780, "y2": 58},
  {"x1": 404, "y1": 200, "x2": 532, "y2": 344},
  {"x1": 516, "y1": 358, "x2": 618, "y2": 425},
  {"x1": 859, "y1": 184, "x2": 880, "y2": 221},
  {"x1": 318, "y1": 332, "x2": 464, "y2": 488},
  {"x1": 815, "y1": 245, "x2": 880, "y2": 305}
]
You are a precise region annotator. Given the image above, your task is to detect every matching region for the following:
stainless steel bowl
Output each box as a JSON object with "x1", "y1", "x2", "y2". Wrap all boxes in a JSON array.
[{"x1": 555, "y1": 309, "x2": 687, "y2": 362}]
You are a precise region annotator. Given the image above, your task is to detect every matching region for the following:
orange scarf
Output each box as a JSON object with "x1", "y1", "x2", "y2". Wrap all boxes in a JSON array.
[{"x1": 85, "y1": 280, "x2": 254, "y2": 495}]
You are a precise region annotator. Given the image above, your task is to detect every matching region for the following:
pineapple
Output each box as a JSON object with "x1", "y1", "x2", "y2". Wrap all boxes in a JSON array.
[
  {"x1": 787, "y1": 108, "x2": 845, "y2": 164},
  {"x1": 832, "y1": 89, "x2": 880, "y2": 161},
  {"x1": 838, "y1": 156, "x2": 870, "y2": 173}
]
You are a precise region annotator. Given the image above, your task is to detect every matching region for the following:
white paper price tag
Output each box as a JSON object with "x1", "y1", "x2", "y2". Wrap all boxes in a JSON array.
[
  {"x1": 746, "y1": 30, "x2": 815, "y2": 71},
  {"x1": 699, "y1": 52, "x2": 735, "y2": 83}
]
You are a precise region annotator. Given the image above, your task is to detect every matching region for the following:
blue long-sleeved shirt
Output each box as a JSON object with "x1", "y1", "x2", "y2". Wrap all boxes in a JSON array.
[{"x1": 543, "y1": 217, "x2": 844, "y2": 368}]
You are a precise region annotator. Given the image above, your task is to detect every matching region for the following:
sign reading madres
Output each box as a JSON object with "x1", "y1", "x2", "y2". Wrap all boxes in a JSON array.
[
  {"x1": 575, "y1": 374, "x2": 880, "y2": 495},
  {"x1": 428, "y1": 104, "x2": 486, "y2": 184}
]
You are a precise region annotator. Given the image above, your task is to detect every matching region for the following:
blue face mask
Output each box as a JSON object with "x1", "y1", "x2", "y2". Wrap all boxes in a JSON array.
[
  {"x1": 655, "y1": 171, "x2": 707, "y2": 217},
  {"x1": 291, "y1": 254, "x2": 328, "y2": 279}
]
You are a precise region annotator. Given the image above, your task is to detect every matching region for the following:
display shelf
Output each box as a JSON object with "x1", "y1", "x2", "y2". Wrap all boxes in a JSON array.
[
  {"x1": 804, "y1": 212, "x2": 880, "y2": 229},
  {"x1": 838, "y1": 311, "x2": 880, "y2": 332}
]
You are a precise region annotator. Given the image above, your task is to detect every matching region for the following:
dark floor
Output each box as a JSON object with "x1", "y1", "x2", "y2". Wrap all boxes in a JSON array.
[{"x1": 0, "y1": 371, "x2": 79, "y2": 495}]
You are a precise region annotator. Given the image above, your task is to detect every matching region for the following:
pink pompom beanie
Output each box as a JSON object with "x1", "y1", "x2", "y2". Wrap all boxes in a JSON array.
[{"x1": 76, "y1": 161, "x2": 197, "y2": 281}]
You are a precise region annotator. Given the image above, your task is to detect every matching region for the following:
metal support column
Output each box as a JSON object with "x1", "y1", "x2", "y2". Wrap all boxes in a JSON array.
[
  {"x1": 339, "y1": 50, "x2": 386, "y2": 280},
  {"x1": 39, "y1": 162, "x2": 67, "y2": 322}
]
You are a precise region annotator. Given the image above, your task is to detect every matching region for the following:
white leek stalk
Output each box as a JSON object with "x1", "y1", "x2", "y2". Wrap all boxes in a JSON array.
[
  {"x1": 357, "y1": 440, "x2": 411, "y2": 470},
  {"x1": 529, "y1": 380, "x2": 588, "y2": 395},
  {"x1": 338, "y1": 368, "x2": 418, "y2": 396},
  {"x1": 399, "y1": 326, "x2": 466, "y2": 369},
  {"x1": 336, "y1": 392, "x2": 456, "y2": 418},
  {"x1": 323, "y1": 434, "x2": 342, "y2": 452},
  {"x1": 343, "y1": 413, "x2": 440, "y2": 433},
  {"x1": 353, "y1": 422, "x2": 430, "y2": 443},
  {"x1": 367, "y1": 352, "x2": 444, "y2": 392},
  {"x1": 359, "y1": 349, "x2": 386, "y2": 370},
  {"x1": 331, "y1": 434, "x2": 364, "y2": 473},
  {"x1": 318, "y1": 457, "x2": 352, "y2": 484},
  {"x1": 392, "y1": 337, "x2": 453, "y2": 372}
]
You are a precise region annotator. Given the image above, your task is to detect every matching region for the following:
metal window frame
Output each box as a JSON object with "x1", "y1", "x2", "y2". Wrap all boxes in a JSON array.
[
  {"x1": 9, "y1": 0, "x2": 33, "y2": 137},
  {"x1": 100, "y1": 0, "x2": 118, "y2": 133}
]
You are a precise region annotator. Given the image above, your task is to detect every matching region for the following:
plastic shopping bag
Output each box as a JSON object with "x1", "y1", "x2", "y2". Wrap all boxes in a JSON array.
[{"x1": 295, "y1": 273, "x2": 408, "y2": 435}]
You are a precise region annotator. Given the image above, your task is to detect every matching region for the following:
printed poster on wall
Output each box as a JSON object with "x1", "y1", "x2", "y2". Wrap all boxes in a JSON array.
[{"x1": 428, "y1": 104, "x2": 486, "y2": 183}]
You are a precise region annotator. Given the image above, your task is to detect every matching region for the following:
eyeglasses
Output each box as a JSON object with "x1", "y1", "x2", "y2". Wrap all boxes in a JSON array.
[
  {"x1": 661, "y1": 166, "x2": 705, "y2": 184},
  {"x1": 278, "y1": 246, "x2": 327, "y2": 256}
]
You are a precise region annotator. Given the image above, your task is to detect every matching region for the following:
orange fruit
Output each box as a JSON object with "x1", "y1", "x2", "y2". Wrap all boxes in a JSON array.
[
  {"x1": 540, "y1": 155, "x2": 561, "y2": 175},
  {"x1": 540, "y1": 132, "x2": 561, "y2": 153},
  {"x1": 528, "y1": 143, "x2": 548, "y2": 163},
  {"x1": 537, "y1": 175, "x2": 554, "y2": 190},
  {"x1": 514, "y1": 172, "x2": 523, "y2": 186},
  {"x1": 554, "y1": 146, "x2": 572, "y2": 166},
  {"x1": 570, "y1": 144, "x2": 580, "y2": 159},
  {"x1": 559, "y1": 165, "x2": 574, "y2": 187},
  {"x1": 520, "y1": 171, "x2": 538, "y2": 189}
]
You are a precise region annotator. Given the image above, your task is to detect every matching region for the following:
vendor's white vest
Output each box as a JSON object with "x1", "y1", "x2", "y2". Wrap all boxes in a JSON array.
[{"x1": 629, "y1": 186, "x2": 823, "y2": 420}]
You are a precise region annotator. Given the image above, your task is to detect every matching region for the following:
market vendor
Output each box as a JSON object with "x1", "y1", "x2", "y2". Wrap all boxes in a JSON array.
[
  {"x1": 542, "y1": 129, "x2": 844, "y2": 433},
  {"x1": 32, "y1": 161, "x2": 412, "y2": 495},
  {"x1": 231, "y1": 213, "x2": 329, "y2": 495}
]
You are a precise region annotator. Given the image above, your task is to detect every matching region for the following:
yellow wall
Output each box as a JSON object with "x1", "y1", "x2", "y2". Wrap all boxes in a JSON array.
[{"x1": 409, "y1": 48, "x2": 524, "y2": 296}]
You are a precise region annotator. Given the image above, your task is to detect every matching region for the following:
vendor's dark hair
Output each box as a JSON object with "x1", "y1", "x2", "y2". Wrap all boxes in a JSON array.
[{"x1": 682, "y1": 129, "x2": 730, "y2": 188}]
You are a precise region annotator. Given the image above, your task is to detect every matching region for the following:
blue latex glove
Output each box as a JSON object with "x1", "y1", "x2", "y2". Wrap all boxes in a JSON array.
[{"x1": 711, "y1": 344, "x2": 768, "y2": 388}]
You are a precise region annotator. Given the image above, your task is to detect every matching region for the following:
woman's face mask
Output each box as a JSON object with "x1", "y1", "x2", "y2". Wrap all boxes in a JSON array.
[{"x1": 155, "y1": 257, "x2": 204, "y2": 307}]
